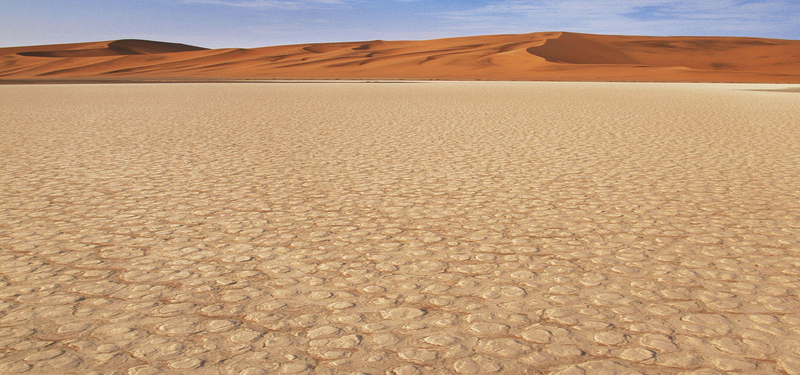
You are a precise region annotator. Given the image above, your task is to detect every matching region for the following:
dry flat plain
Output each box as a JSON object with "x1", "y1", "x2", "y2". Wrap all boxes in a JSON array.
[{"x1": 1, "y1": 82, "x2": 800, "y2": 375}]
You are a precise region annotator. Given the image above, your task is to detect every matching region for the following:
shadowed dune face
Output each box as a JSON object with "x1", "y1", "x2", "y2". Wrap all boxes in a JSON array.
[
  {"x1": 1, "y1": 32, "x2": 799, "y2": 82},
  {"x1": 525, "y1": 33, "x2": 640, "y2": 64},
  {"x1": 0, "y1": 39, "x2": 207, "y2": 58}
]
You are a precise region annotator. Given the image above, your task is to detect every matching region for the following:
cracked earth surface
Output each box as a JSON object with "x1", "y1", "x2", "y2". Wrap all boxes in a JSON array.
[{"x1": 1, "y1": 82, "x2": 800, "y2": 374}]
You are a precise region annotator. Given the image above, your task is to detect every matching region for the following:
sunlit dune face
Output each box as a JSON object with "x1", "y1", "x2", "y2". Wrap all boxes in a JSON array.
[{"x1": 1, "y1": 32, "x2": 799, "y2": 83}]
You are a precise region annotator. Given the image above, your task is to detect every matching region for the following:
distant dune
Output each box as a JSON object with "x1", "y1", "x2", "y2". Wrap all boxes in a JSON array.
[{"x1": 2, "y1": 32, "x2": 799, "y2": 82}]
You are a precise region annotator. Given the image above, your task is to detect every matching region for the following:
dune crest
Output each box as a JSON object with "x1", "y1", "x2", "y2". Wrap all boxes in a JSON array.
[
  {"x1": 0, "y1": 39, "x2": 207, "y2": 58},
  {"x1": 1, "y1": 32, "x2": 799, "y2": 82},
  {"x1": 525, "y1": 32, "x2": 640, "y2": 64}
]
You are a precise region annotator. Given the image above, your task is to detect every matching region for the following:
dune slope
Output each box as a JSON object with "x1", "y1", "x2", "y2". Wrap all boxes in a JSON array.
[
  {"x1": 1, "y1": 32, "x2": 799, "y2": 82},
  {"x1": 0, "y1": 39, "x2": 207, "y2": 58}
]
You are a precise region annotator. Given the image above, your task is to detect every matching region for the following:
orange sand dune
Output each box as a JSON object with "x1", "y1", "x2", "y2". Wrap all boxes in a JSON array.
[
  {"x1": 0, "y1": 39, "x2": 207, "y2": 58},
  {"x1": 1, "y1": 32, "x2": 799, "y2": 82}
]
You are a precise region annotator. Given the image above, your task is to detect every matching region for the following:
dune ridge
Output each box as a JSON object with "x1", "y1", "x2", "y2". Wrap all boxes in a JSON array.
[
  {"x1": 0, "y1": 39, "x2": 207, "y2": 58},
  {"x1": 1, "y1": 32, "x2": 799, "y2": 82}
]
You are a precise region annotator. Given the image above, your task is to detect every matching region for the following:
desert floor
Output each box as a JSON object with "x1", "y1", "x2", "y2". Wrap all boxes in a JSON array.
[{"x1": 1, "y1": 82, "x2": 800, "y2": 375}]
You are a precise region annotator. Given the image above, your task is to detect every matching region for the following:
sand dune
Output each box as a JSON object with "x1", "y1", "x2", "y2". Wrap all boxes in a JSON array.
[
  {"x1": 0, "y1": 39, "x2": 207, "y2": 58},
  {"x1": 1, "y1": 32, "x2": 799, "y2": 82}
]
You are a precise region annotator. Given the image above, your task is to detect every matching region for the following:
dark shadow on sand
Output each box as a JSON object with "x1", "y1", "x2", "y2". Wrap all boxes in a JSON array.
[{"x1": 748, "y1": 87, "x2": 800, "y2": 93}]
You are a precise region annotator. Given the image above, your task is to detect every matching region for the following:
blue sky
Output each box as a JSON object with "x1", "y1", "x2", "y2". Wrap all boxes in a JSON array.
[{"x1": 1, "y1": 0, "x2": 799, "y2": 48}]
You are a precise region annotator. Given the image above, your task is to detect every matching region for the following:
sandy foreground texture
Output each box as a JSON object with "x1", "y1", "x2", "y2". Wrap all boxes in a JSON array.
[{"x1": 1, "y1": 82, "x2": 800, "y2": 375}]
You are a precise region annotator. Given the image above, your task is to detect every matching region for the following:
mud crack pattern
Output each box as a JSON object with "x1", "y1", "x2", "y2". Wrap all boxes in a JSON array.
[{"x1": 1, "y1": 82, "x2": 800, "y2": 374}]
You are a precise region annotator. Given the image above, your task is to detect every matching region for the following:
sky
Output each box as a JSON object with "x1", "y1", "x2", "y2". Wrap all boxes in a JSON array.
[{"x1": 1, "y1": 0, "x2": 799, "y2": 48}]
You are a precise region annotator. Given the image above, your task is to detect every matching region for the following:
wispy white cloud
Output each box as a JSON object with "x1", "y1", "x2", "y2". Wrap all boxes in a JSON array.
[
  {"x1": 181, "y1": 0, "x2": 428, "y2": 9},
  {"x1": 181, "y1": 0, "x2": 347, "y2": 10},
  {"x1": 443, "y1": 0, "x2": 800, "y2": 38}
]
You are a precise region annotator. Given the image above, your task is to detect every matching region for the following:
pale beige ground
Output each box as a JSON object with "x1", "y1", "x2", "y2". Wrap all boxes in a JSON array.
[{"x1": 1, "y1": 82, "x2": 800, "y2": 375}]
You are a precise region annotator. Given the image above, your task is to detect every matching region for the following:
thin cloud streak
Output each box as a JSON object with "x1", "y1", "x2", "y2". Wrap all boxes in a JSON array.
[
  {"x1": 181, "y1": 0, "x2": 346, "y2": 10},
  {"x1": 442, "y1": 0, "x2": 800, "y2": 38}
]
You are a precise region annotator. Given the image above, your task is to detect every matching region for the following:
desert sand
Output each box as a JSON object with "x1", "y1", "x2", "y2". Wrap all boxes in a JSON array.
[
  {"x1": 1, "y1": 81, "x2": 800, "y2": 374},
  {"x1": 2, "y1": 32, "x2": 800, "y2": 83}
]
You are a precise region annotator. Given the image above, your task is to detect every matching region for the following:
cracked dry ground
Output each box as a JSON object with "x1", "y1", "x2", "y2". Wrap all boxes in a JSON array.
[{"x1": 1, "y1": 82, "x2": 800, "y2": 375}]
